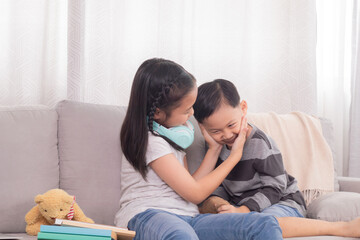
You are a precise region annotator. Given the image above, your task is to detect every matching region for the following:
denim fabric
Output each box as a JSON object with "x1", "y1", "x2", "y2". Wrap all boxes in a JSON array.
[
  {"x1": 128, "y1": 208, "x2": 283, "y2": 240},
  {"x1": 261, "y1": 204, "x2": 304, "y2": 218}
]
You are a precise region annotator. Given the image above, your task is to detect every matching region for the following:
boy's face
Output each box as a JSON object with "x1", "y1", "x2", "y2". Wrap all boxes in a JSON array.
[{"x1": 202, "y1": 100, "x2": 247, "y2": 147}]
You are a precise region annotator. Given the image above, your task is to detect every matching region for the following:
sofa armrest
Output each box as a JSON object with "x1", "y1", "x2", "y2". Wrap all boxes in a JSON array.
[{"x1": 338, "y1": 176, "x2": 360, "y2": 193}]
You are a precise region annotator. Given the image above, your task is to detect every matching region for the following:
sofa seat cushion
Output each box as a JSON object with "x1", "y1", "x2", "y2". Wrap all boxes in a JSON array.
[{"x1": 0, "y1": 106, "x2": 59, "y2": 233}]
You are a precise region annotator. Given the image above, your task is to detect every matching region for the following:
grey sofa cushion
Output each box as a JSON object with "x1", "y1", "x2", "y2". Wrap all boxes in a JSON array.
[
  {"x1": 56, "y1": 100, "x2": 126, "y2": 225},
  {"x1": 338, "y1": 176, "x2": 360, "y2": 193},
  {"x1": 186, "y1": 116, "x2": 206, "y2": 174},
  {"x1": 307, "y1": 192, "x2": 360, "y2": 222},
  {"x1": 0, "y1": 106, "x2": 59, "y2": 233}
]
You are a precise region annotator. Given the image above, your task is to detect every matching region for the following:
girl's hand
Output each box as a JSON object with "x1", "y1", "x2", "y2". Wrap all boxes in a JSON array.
[
  {"x1": 199, "y1": 123, "x2": 222, "y2": 150},
  {"x1": 229, "y1": 115, "x2": 248, "y2": 158},
  {"x1": 217, "y1": 204, "x2": 251, "y2": 214}
]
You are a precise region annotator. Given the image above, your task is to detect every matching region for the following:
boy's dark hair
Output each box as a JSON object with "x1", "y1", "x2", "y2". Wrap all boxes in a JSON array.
[
  {"x1": 194, "y1": 79, "x2": 240, "y2": 123},
  {"x1": 121, "y1": 58, "x2": 196, "y2": 179}
]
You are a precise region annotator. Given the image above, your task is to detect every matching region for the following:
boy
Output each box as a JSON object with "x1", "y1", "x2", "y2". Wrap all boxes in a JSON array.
[{"x1": 193, "y1": 79, "x2": 306, "y2": 218}]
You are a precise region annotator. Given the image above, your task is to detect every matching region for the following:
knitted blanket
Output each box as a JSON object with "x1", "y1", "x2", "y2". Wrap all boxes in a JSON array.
[{"x1": 247, "y1": 111, "x2": 334, "y2": 205}]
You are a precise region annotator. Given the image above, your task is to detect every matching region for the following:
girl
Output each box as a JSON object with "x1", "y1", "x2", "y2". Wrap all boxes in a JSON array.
[{"x1": 115, "y1": 58, "x2": 282, "y2": 239}]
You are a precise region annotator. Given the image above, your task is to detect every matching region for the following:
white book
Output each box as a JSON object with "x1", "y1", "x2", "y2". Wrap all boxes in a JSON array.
[{"x1": 54, "y1": 219, "x2": 135, "y2": 240}]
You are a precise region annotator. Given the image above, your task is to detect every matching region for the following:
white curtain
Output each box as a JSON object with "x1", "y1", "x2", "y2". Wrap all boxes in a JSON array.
[
  {"x1": 348, "y1": 0, "x2": 360, "y2": 177},
  {"x1": 3, "y1": 0, "x2": 360, "y2": 177},
  {"x1": 0, "y1": 0, "x2": 317, "y2": 116},
  {"x1": 0, "y1": 0, "x2": 68, "y2": 107},
  {"x1": 316, "y1": 0, "x2": 354, "y2": 176}
]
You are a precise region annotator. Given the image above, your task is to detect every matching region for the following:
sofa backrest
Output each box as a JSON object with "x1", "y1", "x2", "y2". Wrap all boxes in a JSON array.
[
  {"x1": 0, "y1": 106, "x2": 59, "y2": 233},
  {"x1": 56, "y1": 100, "x2": 126, "y2": 226}
]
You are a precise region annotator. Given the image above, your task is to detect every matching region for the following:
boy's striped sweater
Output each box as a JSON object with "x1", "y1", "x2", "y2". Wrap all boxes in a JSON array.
[{"x1": 212, "y1": 123, "x2": 307, "y2": 215}]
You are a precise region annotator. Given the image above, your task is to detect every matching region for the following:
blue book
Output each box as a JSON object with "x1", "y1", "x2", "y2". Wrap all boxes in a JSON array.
[
  {"x1": 37, "y1": 231, "x2": 111, "y2": 240},
  {"x1": 40, "y1": 225, "x2": 115, "y2": 239}
]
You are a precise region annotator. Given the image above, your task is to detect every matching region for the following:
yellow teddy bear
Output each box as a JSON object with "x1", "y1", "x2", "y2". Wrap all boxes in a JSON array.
[{"x1": 25, "y1": 189, "x2": 94, "y2": 235}]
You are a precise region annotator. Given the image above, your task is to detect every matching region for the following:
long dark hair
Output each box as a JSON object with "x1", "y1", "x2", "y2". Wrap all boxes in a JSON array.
[
  {"x1": 193, "y1": 79, "x2": 240, "y2": 123},
  {"x1": 120, "y1": 58, "x2": 196, "y2": 179}
]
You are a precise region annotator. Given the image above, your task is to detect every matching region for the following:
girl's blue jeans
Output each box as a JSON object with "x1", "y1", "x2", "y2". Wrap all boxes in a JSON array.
[{"x1": 128, "y1": 208, "x2": 283, "y2": 240}]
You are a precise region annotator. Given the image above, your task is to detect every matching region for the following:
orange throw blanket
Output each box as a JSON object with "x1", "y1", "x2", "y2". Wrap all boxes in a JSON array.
[{"x1": 248, "y1": 111, "x2": 334, "y2": 205}]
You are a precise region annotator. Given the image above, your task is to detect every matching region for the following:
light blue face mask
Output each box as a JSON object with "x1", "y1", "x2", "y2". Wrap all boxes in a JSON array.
[{"x1": 152, "y1": 120, "x2": 195, "y2": 149}]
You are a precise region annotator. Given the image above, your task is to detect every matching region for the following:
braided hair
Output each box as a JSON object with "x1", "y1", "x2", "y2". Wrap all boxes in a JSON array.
[{"x1": 120, "y1": 58, "x2": 196, "y2": 179}]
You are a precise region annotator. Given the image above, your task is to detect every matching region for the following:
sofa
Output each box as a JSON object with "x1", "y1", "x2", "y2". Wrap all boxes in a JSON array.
[{"x1": 1, "y1": 100, "x2": 360, "y2": 240}]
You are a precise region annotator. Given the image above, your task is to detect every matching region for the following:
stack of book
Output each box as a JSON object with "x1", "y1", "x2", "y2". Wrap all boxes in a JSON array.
[{"x1": 37, "y1": 219, "x2": 136, "y2": 240}]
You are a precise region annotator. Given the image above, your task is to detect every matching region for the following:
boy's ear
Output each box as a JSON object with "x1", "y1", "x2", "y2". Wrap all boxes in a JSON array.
[{"x1": 240, "y1": 100, "x2": 248, "y2": 115}]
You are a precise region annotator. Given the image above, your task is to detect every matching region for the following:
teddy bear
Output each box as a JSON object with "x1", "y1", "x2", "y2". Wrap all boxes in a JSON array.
[{"x1": 25, "y1": 188, "x2": 94, "y2": 235}]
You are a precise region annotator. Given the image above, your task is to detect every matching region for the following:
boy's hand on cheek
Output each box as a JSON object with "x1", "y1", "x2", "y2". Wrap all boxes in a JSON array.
[
  {"x1": 199, "y1": 123, "x2": 222, "y2": 150},
  {"x1": 217, "y1": 204, "x2": 251, "y2": 214}
]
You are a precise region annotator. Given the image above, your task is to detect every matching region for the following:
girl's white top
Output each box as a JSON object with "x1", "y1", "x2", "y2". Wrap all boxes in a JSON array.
[{"x1": 114, "y1": 132, "x2": 199, "y2": 228}]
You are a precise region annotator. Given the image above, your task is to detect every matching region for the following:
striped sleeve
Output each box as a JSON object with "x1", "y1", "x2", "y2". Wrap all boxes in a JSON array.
[
  {"x1": 240, "y1": 134, "x2": 288, "y2": 212},
  {"x1": 210, "y1": 184, "x2": 231, "y2": 201}
]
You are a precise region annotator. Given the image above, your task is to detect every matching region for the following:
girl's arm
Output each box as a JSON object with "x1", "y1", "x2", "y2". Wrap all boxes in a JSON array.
[
  {"x1": 190, "y1": 124, "x2": 222, "y2": 180},
  {"x1": 150, "y1": 116, "x2": 248, "y2": 204}
]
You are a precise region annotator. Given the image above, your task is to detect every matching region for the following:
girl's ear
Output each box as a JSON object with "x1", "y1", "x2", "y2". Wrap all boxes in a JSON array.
[
  {"x1": 153, "y1": 108, "x2": 166, "y2": 121},
  {"x1": 240, "y1": 100, "x2": 248, "y2": 115}
]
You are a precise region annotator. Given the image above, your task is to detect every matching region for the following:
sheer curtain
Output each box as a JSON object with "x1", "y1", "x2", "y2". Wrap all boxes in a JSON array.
[
  {"x1": 0, "y1": 0, "x2": 67, "y2": 107},
  {"x1": 1, "y1": 0, "x2": 317, "y2": 115},
  {"x1": 2, "y1": 0, "x2": 360, "y2": 177},
  {"x1": 316, "y1": 0, "x2": 354, "y2": 176},
  {"x1": 348, "y1": 1, "x2": 360, "y2": 177}
]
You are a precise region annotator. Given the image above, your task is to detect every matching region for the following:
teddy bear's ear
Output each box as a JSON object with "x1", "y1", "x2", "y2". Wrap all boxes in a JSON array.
[
  {"x1": 35, "y1": 194, "x2": 44, "y2": 204},
  {"x1": 64, "y1": 195, "x2": 74, "y2": 205}
]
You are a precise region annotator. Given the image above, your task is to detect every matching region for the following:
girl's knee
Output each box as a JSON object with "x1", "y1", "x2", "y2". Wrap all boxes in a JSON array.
[
  {"x1": 132, "y1": 223, "x2": 199, "y2": 240},
  {"x1": 165, "y1": 229, "x2": 199, "y2": 240},
  {"x1": 129, "y1": 209, "x2": 199, "y2": 240}
]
